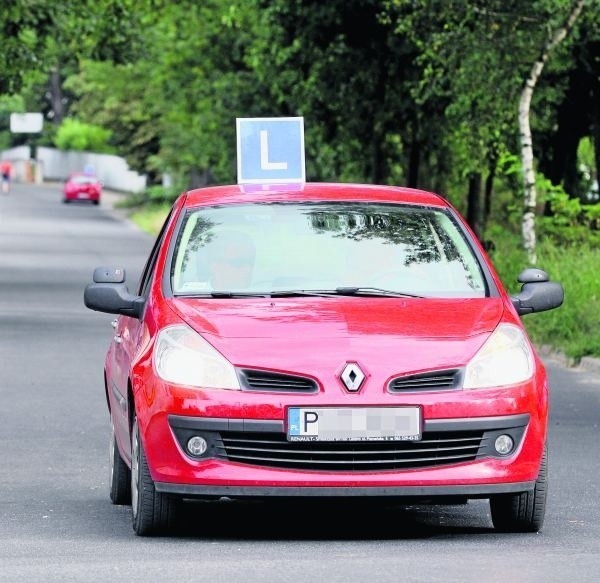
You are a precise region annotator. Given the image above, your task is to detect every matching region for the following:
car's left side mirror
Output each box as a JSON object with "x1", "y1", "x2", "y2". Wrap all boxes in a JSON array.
[{"x1": 510, "y1": 268, "x2": 564, "y2": 316}]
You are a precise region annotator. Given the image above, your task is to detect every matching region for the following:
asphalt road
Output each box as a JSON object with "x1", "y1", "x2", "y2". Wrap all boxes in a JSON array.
[{"x1": 1, "y1": 182, "x2": 599, "y2": 583}]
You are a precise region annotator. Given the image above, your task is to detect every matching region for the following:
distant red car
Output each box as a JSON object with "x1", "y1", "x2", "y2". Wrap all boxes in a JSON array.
[
  {"x1": 84, "y1": 183, "x2": 563, "y2": 536},
  {"x1": 63, "y1": 172, "x2": 102, "y2": 204}
]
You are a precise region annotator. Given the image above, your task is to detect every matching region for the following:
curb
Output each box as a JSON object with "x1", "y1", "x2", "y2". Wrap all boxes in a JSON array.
[
  {"x1": 537, "y1": 345, "x2": 600, "y2": 375},
  {"x1": 101, "y1": 189, "x2": 147, "y2": 233},
  {"x1": 579, "y1": 356, "x2": 600, "y2": 375}
]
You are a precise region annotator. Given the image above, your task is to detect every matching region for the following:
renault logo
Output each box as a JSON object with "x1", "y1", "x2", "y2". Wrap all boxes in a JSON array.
[{"x1": 340, "y1": 362, "x2": 365, "y2": 392}]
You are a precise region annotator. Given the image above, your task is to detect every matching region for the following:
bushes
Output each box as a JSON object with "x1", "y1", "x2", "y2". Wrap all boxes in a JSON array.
[
  {"x1": 523, "y1": 242, "x2": 600, "y2": 360},
  {"x1": 487, "y1": 227, "x2": 600, "y2": 360},
  {"x1": 54, "y1": 119, "x2": 114, "y2": 153},
  {"x1": 116, "y1": 185, "x2": 178, "y2": 234}
]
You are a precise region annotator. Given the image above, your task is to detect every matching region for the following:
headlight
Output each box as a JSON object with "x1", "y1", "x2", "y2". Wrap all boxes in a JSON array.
[
  {"x1": 463, "y1": 324, "x2": 534, "y2": 389},
  {"x1": 154, "y1": 325, "x2": 240, "y2": 389}
]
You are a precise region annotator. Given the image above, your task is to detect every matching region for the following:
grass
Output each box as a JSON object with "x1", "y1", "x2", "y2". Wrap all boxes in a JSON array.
[
  {"x1": 487, "y1": 226, "x2": 600, "y2": 360},
  {"x1": 129, "y1": 203, "x2": 171, "y2": 235},
  {"x1": 524, "y1": 245, "x2": 599, "y2": 360}
]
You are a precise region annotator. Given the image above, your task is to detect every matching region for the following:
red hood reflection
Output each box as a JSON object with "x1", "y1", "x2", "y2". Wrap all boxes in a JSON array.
[{"x1": 168, "y1": 297, "x2": 504, "y2": 378}]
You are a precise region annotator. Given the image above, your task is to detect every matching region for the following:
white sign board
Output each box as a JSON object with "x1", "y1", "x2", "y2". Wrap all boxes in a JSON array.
[
  {"x1": 236, "y1": 117, "x2": 305, "y2": 184},
  {"x1": 10, "y1": 113, "x2": 44, "y2": 133}
]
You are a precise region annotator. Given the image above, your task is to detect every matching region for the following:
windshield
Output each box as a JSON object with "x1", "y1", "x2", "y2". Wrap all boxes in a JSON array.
[{"x1": 170, "y1": 202, "x2": 487, "y2": 298}]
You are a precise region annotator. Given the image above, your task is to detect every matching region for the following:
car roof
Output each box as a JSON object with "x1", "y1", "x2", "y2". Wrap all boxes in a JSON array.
[{"x1": 183, "y1": 183, "x2": 448, "y2": 209}]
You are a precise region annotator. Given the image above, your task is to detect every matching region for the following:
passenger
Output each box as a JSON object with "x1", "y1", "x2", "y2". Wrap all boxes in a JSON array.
[{"x1": 207, "y1": 231, "x2": 255, "y2": 289}]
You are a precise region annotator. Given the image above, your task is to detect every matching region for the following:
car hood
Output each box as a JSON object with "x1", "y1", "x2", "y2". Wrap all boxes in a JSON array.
[{"x1": 168, "y1": 297, "x2": 505, "y2": 376}]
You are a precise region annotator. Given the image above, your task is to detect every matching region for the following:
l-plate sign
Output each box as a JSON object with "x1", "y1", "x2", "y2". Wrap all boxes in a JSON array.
[{"x1": 236, "y1": 117, "x2": 305, "y2": 184}]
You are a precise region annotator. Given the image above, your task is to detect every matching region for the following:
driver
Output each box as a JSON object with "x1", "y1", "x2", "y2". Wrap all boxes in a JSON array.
[{"x1": 207, "y1": 231, "x2": 255, "y2": 290}]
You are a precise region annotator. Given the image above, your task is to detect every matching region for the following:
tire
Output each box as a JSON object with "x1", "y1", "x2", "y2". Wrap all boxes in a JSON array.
[
  {"x1": 131, "y1": 415, "x2": 178, "y2": 536},
  {"x1": 490, "y1": 446, "x2": 548, "y2": 533},
  {"x1": 109, "y1": 421, "x2": 131, "y2": 505}
]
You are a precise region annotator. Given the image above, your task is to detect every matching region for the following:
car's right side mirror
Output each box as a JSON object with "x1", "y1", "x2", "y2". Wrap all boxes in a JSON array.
[
  {"x1": 84, "y1": 266, "x2": 144, "y2": 318},
  {"x1": 510, "y1": 268, "x2": 564, "y2": 316},
  {"x1": 93, "y1": 266, "x2": 126, "y2": 283}
]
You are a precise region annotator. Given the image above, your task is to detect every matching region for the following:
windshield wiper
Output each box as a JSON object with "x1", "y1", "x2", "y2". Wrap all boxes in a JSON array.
[
  {"x1": 180, "y1": 291, "x2": 271, "y2": 298},
  {"x1": 268, "y1": 289, "x2": 342, "y2": 298},
  {"x1": 180, "y1": 288, "x2": 424, "y2": 299},
  {"x1": 210, "y1": 291, "x2": 272, "y2": 298},
  {"x1": 334, "y1": 287, "x2": 425, "y2": 298},
  {"x1": 270, "y1": 287, "x2": 424, "y2": 298}
]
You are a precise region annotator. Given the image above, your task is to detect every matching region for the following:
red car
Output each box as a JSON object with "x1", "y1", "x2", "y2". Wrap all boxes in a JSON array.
[
  {"x1": 84, "y1": 183, "x2": 563, "y2": 536},
  {"x1": 63, "y1": 172, "x2": 102, "y2": 204}
]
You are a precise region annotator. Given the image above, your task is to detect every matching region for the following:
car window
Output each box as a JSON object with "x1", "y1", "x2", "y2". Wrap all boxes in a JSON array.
[
  {"x1": 170, "y1": 202, "x2": 487, "y2": 298},
  {"x1": 137, "y1": 209, "x2": 174, "y2": 297},
  {"x1": 70, "y1": 175, "x2": 99, "y2": 184}
]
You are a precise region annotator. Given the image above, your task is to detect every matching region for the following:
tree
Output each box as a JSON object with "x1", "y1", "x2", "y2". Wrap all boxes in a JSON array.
[
  {"x1": 519, "y1": 0, "x2": 586, "y2": 263},
  {"x1": 247, "y1": 0, "x2": 436, "y2": 186},
  {"x1": 54, "y1": 118, "x2": 114, "y2": 153},
  {"x1": 63, "y1": 2, "x2": 269, "y2": 187},
  {"x1": 0, "y1": 0, "x2": 146, "y2": 95},
  {"x1": 536, "y1": 7, "x2": 600, "y2": 200}
]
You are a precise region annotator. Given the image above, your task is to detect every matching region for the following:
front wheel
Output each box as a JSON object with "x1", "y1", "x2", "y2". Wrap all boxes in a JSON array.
[
  {"x1": 131, "y1": 415, "x2": 178, "y2": 536},
  {"x1": 490, "y1": 446, "x2": 548, "y2": 532}
]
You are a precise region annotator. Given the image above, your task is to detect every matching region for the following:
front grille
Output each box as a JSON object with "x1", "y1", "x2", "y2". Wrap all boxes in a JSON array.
[
  {"x1": 238, "y1": 369, "x2": 318, "y2": 393},
  {"x1": 216, "y1": 430, "x2": 483, "y2": 471},
  {"x1": 389, "y1": 369, "x2": 460, "y2": 392}
]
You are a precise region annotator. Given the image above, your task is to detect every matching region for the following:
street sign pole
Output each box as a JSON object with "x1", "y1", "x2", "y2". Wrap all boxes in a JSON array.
[{"x1": 9, "y1": 113, "x2": 44, "y2": 182}]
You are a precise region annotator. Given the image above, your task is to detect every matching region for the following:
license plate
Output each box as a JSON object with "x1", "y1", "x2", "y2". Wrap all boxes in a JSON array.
[
  {"x1": 77, "y1": 192, "x2": 89, "y2": 198},
  {"x1": 287, "y1": 407, "x2": 421, "y2": 442}
]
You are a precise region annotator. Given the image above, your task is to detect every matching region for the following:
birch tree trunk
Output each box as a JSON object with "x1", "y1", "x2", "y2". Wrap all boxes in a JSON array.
[{"x1": 519, "y1": 0, "x2": 585, "y2": 264}]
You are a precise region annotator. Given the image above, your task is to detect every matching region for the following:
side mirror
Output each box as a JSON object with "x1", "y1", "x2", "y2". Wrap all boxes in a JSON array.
[
  {"x1": 84, "y1": 266, "x2": 143, "y2": 318},
  {"x1": 517, "y1": 268, "x2": 549, "y2": 284},
  {"x1": 93, "y1": 266, "x2": 126, "y2": 283},
  {"x1": 511, "y1": 269, "x2": 564, "y2": 316}
]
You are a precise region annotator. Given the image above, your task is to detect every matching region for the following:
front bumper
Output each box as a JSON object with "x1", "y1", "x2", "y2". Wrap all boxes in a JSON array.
[
  {"x1": 155, "y1": 481, "x2": 535, "y2": 498},
  {"x1": 134, "y1": 372, "x2": 548, "y2": 495},
  {"x1": 157, "y1": 413, "x2": 534, "y2": 499}
]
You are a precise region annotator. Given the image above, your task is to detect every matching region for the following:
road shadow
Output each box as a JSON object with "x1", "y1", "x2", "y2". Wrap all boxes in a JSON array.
[{"x1": 166, "y1": 497, "x2": 495, "y2": 540}]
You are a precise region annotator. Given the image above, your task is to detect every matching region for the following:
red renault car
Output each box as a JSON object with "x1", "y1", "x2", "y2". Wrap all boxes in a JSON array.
[
  {"x1": 84, "y1": 183, "x2": 563, "y2": 536},
  {"x1": 63, "y1": 172, "x2": 102, "y2": 204}
]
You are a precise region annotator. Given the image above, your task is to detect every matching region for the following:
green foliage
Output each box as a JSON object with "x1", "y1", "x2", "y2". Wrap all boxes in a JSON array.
[
  {"x1": 525, "y1": 170, "x2": 600, "y2": 246},
  {"x1": 129, "y1": 202, "x2": 172, "y2": 235},
  {"x1": 0, "y1": 0, "x2": 148, "y2": 94},
  {"x1": 0, "y1": 94, "x2": 25, "y2": 149},
  {"x1": 577, "y1": 136, "x2": 595, "y2": 170},
  {"x1": 115, "y1": 185, "x2": 182, "y2": 210},
  {"x1": 64, "y1": 59, "x2": 162, "y2": 176},
  {"x1": 54, "y1": 118, "x2": 114, "y2": 153},
  {"x1": 4, "y1": 0, "x2": 600, "y2": 359},
  {"x1": 576, "y1": 136, "x2": 598, "y2": 202},
  {"x1": 488, "y1": 228, "x2": 600, "y2": 360}
]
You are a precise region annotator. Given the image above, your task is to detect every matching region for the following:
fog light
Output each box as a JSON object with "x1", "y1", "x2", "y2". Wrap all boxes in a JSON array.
[
  {"x1": 187, "y1": 436, "x2": 208, "y2": 456},
  {"x1": 494, "y1": 434, "x2": 514, "y2": 455}
]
